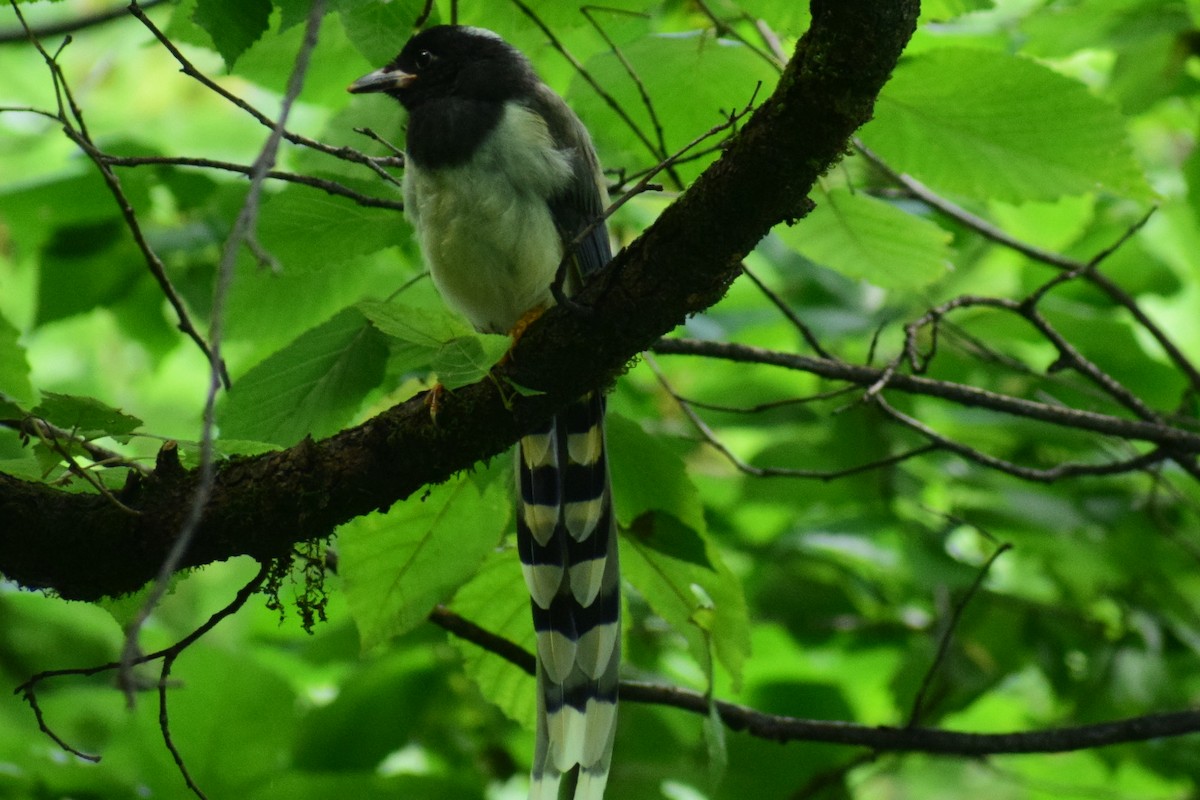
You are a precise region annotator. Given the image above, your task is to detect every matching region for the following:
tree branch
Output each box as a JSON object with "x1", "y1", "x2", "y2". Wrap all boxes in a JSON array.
[
  {"x1": 0, "y1": 0, "x2": 921, "y2": 601},
  {"x1": 651, "y1": 338, "x2": 1200, "y2": 454},
  {"x1": 431, "y1": 605, "x2": 1200, "y2": 754}
]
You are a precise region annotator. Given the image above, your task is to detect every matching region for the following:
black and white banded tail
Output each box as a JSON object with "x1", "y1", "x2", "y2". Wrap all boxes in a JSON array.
[{"x1": 517, "y1": 391, "x2": 619, "y2": 800}]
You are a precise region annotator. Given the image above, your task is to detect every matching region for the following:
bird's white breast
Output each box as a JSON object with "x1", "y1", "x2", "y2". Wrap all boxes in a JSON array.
[{"x1": 404, "y1": 103, "x2": 575, "y2": 334}]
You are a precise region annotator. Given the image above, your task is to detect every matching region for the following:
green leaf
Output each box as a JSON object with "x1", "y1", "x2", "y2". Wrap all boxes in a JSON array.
[
  {"x1": 359, "y1": 299, "x2": 509, "y2": 388},
  {"x1": 0, "y1": 312, "x2": 33, "y2": 409},
  {"x1": 571, "y1": 33, "x2": 780, "y2": 183},
  {"x1": 0, "y1": 170, "x2": 150, "y2": 255},
  {"x1": 607, "y1": 413, "x2": 708, "y2": 535},
  {"x1": 218, "y1": 307, "x2": 388, "y2": 446},
  {"x1": 608, "y1": 415, "x2": 750, "y2": 687},
  {"x1": 31, "y1": 393, "x2": 142, "y2": 437},
  {"x1": 36, "y1": 220, "x2": 144, "y2": 325},
  {"x1": 359, "y1": 298, "x2": 473, "y2": 345},
  {"x1": 622, "y1": 514, "x2": 751, "y2": 690},
  {"x1": 434, "y1": 335, "x2": 511, "y2": 390},
  {"x1": 337, "y1": 0, "x2": 431, "y2": 64},
  {"x1": 192, "y1": 0, "x2": 272, "y2": 69},
  {"x1": 339, "y1": 468, "x2": 512, "y2": 650},
  {"x1": 861, "y1": 48, "x2": 1151, "y2": 202},
  {"x1": 447, "y1": 548, "x2": 538, "y2": 727},
  {"x1": 776, "y1": 188, "x2": 952, "y2": 289},
  {"x1": 256, "y1": 189, "x2": 409, "y2": 274}
]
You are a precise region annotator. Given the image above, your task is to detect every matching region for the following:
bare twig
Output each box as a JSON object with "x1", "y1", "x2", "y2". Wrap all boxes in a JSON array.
[
  {"x1": 508, "y1": 0, "x2": 670, "y2": 173},
  {"x1": 741, "y1": 263, "x2": 831, "y2": 358},
  {"x1": 1, "y1": 417, "x2": 150, "y2": 474},
  {"x1": 11, "y1": 1, "x2": 229, "y2": 388},
  {"x1": 854, "y1": 139, "x2": 1200, "y2": 392},
  {"x1": 0, "y1": 0, "x2": 166, "y2": 45},
  {"x1": 15, "y1": 562, "x2": 270, "y2": 772},
  {"x1": 102, "y1": 154, "x2": 404, "y2": 209},
  {"x1": 647, "y1": 354, "x2": 940, "y2": 479},
  {"x1": 693, "y1": 0, "x2": 784, "y2": 69},
  {"x1": 158, "y1": 651, "x2": 206, "y2": 799},
  {"x1": 127, "y1": 3, "x2": 401, "y2": 181},
  {"x1": 24, "y1": 420, "x2": 141, "y2": 514},
  {"x1": 551, "y1": 91, "x2": 757, "y2": 306},
  {"x1": 651, "y1": 338, "x2": 1200, "y2": 454},
  {"x1": 875, "y1": 396, "x2": 1169, "y2": 482},
  {"x1": 906, "y1": 542, "x2": 1013, "y2": 727},
  {"x1": 579, "y1": 6, "x2": 682, "y2": 189},
  {"x1": 668, "y1": 385, "x2": 857, "y2": 415},
  {"x1": 885, "y1": 292, "x2": 1200, "y2": 481},
  {"x1": 429, "y1": 605, "x2": 536, "y2": 674},
  {"x1": 117, "y1": 0, "x2": 328, "y2": 703}
]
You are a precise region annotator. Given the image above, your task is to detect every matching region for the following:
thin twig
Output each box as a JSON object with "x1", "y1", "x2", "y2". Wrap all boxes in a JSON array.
[
  {"x1": 672, "y1": 385, "x2": 857, "y2": 415},
  {"x1": 854, "y1": 139, "x2": 1200, "y2": 392},
  {"x1": 158, "y1": 651, "x2": 206, "y2": 799},
  {"x1": 876, "y1": 396, "x2": 1170, "y2": 483},
  {"x1": 508, "y1": 0, "x2": 667, "y2": 170},
  {"x1": 1, "y1": 417, "x2": 150, "y2": 474},
  {"x1": 648, "y1": 354, "x2": 940, "y2": 479},
  {"x1": 117, "y1": 0, "x2": 328, "y2": 703},
  {"x1": 885, "y1": 292, "x2": 1200, "y2": 481},
  {"x1": 127, "y1": 3, "x2": 400, "y2": 179},
  {"x1": 102, "y1": 154, "x2": 404, "y2": 210},
  {"x1": 25, "y1": 421, "x2": 141, "y2": 514},
  {"x1": 651, "y1": 338, "x2": 1200, "y2": 454},
  {"x1": 15, "y1": 562, "x2": 270, "y2": 768},
  {"x1": 551, "y1": 92, "x2": 756, "y2": 306},
  {"x1": 693, "y1": 0, "x2": 783, "y2": 69},
  {"x1": 11, "y1": 1, "x2": 228, "y2": 388},
  {"x1": 906, "y1": 542, "x2": 1013, "y2": 727},
  {"x1": 579, "y1": 6, "x2": 682, "y2": 189},
  {"x1": 0, "y1": 0, "x2": 166, "y2": 45},
  {"x1": 741, "y1": 263, "x2": 831, "y2": 358}
]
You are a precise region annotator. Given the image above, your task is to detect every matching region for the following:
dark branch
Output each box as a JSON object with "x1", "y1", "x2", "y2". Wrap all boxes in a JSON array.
[
  {"x1": 0, "y1": 0, "x2": 922, "y2": 601},
  {"x1": 652, "y1": 338, "x2": 1200, "y2": 454},
  {"x1": 0, "y1": 0, "x2": 167, "y2": 45},
  {"x1": 429, "y1": 605, "x2": 1200, "y2": 754}
]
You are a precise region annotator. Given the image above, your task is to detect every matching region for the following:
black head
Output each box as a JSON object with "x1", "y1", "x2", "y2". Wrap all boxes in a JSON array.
[{"x1": 347, "y1": 26, "x2": 536, "y2": 110}]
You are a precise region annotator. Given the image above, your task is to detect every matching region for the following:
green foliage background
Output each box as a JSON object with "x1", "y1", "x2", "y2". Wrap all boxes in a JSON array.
[{"x1": 2, "y1": 0, "x2": 1200, "y2": 798}]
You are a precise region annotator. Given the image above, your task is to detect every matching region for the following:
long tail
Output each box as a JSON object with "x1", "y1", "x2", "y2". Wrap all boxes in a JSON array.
[{"x1": 517, "y1": 392, "x2": 620, "y2": 800}]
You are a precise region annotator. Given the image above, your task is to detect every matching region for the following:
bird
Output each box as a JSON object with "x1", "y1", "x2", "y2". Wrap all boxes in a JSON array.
[{"x1": 348, "y1": 25, "x2": 620, "y2": 800}]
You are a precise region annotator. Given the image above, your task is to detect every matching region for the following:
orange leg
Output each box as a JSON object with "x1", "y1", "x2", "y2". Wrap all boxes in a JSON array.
[
  {"x1": 424, "y1": 382, "x2": 446, "y2": 425},
  {"x1": 505, "y1": 304, "x2": 548, "y2": 360}
]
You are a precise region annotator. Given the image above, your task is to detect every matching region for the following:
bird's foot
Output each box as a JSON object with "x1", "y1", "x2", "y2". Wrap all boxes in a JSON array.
[
  {"x1": 424, "y1": 382, "x2": 448, "y2": 425},
  {"x1": 506, "y1": 304, "x2": 548, "y2": 357}
]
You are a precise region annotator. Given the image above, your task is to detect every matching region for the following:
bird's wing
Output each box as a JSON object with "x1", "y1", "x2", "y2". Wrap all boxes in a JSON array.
[{"x1": 529, "y1": 84, "x2": 613, "y2": 290}]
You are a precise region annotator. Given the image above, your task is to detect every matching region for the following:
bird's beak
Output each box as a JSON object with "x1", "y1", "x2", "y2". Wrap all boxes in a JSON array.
[{"x1": 347, "y1": 67, "x2": 416, "y2": 94}]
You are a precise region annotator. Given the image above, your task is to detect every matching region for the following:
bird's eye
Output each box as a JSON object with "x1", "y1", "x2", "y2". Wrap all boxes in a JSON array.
[{"x1": 413, "y1": 49, "x2": 434, "y2": 70}]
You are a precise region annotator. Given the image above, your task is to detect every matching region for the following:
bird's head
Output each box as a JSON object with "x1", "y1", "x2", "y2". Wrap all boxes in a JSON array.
[{"x1": 347, "y1": 25, "x2": 534, "y2": 110}]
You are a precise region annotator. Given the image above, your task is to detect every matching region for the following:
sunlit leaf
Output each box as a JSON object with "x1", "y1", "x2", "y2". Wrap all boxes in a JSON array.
[
  {"x1": 339, "y1": 468, "x2": 512, "y2": 650},
  {"x1": 776, "y1": 188, "x2": 953, "y2": 289},
  {"x1": 192, "y1": 0, "x2": 271, "y2": 68},
  {"x1": 31, "y1": 393, "x2": 142, "y2": 437},
  {"x1": 862, "y1": 48, "x2": 1151, "y2": 202},
  {"x1": 447, "y1": 548, "x2": 538, "y2": 727},
  {"x1": 0, "y1": 312, "x2": 33, "y2": 409},
  {"x1": 218, "y1": 307, "x2": 388, "y2": 446},
  {"x1": 609, "y1": 415, "x2": 750, "y2": 686}
]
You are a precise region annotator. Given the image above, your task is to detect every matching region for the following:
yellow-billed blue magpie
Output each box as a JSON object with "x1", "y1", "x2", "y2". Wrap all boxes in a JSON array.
[{"x1": 349, "y1": 25, "x2": 619, "y2": 800}]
